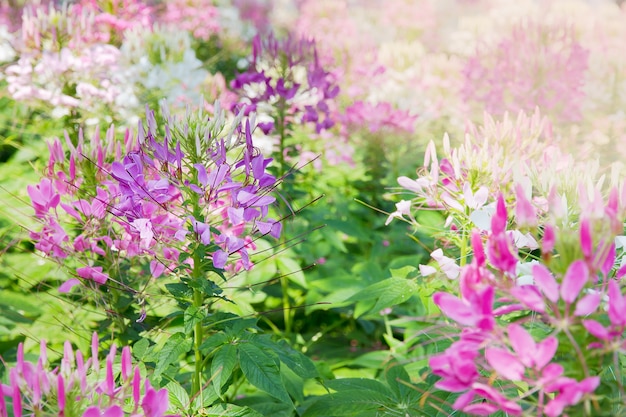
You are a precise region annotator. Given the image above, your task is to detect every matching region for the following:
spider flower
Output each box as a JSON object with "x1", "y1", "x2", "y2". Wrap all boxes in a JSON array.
[{"x1": 0, "y1": 334, "x2": 177, "y2": 417}]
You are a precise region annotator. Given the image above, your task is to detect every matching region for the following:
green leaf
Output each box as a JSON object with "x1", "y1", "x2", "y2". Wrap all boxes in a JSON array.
[
  {"x1": 200, "y1": 333, "x2": 228, "y2": 355},
  {"x1": 211, "y1": 343, "x2": 237, "y2": 396},
  {"x1": 302, "y1": 390, "x2": 392, "y2": 417},
  {"x1": 189, "y1": 276, "x2": 223, "y2": 298},
  {"x1": 276, "y1": 257, "x2": 307, "y2": 289},
  {"x1": 238, "y1": 342, "x2": 292, "y2": 406},
  {"x1": 165, "y1": 283, "x2": 193, "y2": 299},
  {"x1": 269, "y1": 339, "x2": 318, "y2": 379},
  {"x1": 202, "y1": 404, "x2": 263, "y2": 417},
  {"x1": 0, "y1": 291, "x2": 43, "y2": 315},
  {"x1": 389, "y1": 266, "x2": 417, "y2": 279},
  {"x1": 132, "y1": 338, "x2": 150, "y2": 360},
  {"x1": 385, "y1": 363, "x2": 413, "y2": 402},
  {"x1": 348, "y1": 278, "x2": 418, "y2": 317},
  {"x1": 154, "y1": 332, "x2": 192, "y2": 377},
  {"x1": 166, "y1": 380, "x2": 190, "y2": 411},
  {"x1": 325, "y1": 378, "x2": 393, "y2": 396},
  {"x1": 184, "y1": 305, "x2": 205, "y2": 334}
]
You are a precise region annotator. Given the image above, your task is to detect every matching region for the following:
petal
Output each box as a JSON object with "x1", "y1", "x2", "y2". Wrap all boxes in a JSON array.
[
  {"x1": 59, "y1": 279, "x2": 81, "y2": 293},
  {"x1": 507, "y1": 324, "x2": 536, "y2": 368},
  {"x1": 534, "y1": 337, "x2": 558, "y2": 370},
  {"x1": 608, "y1": 280, "x2": 626, "y2": 326},
  {"x1": 485, "y1": 348, "x2": 525, "y2": 380},
  {"x1": 582, "y1": 319, "x2": 610, "y2": 340},
  {"x1": 533, "y1": 264, "x2": 559, "y2": 303},
  {"x1": 433, "y1": 292, "x2": 476, "y2": 326},
  {"x1": 560, "y1": 260, "x2": 588, "y2": 304},
  {"x1": 510, "y1": 285, "x2": 545, "y2": 312},
  {"x1": 574, "y1": 292, "x2": 601, "y2": 317}
]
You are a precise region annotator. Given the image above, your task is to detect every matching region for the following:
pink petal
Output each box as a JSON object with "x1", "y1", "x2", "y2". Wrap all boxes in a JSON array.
[
  {"x1": 542, "y1": 224, "x2": 555, "y2": 254},
  {"x1": 463, "y1": 403, "x2": 498, "y2": 415},
  {"x1": 583, "y1": 319, "x2": 610, "y2": 340},
  {"x1": 580, "y1": 219, "x2": 593, "y2": 259},
  {"x1": 507, "y1": 324, "x2": 536, "y2": 368},
  {"x1": 560, "y1": 260, "x2": 588, "y2": 304},
  {"x1": 510, "y1": 285, "x2": 545, "y2": 312},
  {"x1": 102, "y1": 406, "x2": 124, "y2": 417},
  {"x1": 485, "y1": 348, "x2": 525, "y2": 380},
  {"x1": 534, "y1": 337, "x2": 558, "y2": 370},
  {"x1": 433, "y1": 292, "x2": 476, "y2": 326},
  {"x1": 82, "y1": 406, "x2": 101, "y2": 417},
  {"x1": 608, "y1": 280, "x2": 626, "y2": 326},
  {"x1": 491, "y1": 194, "x2": 508, "y2": 235},
  {"x1": 574, "y1": 292, "x2": 601, "y2": 316},
  {"x1": 515, "y1": 184, "x2": 537, "y2": 227},
  {"x1": 533, "y1": 264, "x2": 559, "y2": 303},
  {"x1": 59, "y1": 279, "x2": 80, "y2": 293}
]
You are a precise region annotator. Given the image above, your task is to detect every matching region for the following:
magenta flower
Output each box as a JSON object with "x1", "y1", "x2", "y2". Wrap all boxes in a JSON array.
[
  {"x1": 433, "y1": 286, "x2": 495, "y2": 331},
  {"x1": 27, "y1": 178, "x2": 60, "y2": 219},
  {"x1": 1, "y1": 334, "x2": 178, "y2": 417}
]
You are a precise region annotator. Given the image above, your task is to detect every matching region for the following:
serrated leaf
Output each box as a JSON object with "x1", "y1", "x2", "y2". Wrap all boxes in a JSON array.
[
  {"x1": 154, "y1": 332, "x2": 192, "y2": 377},
  {"x1": 165, "y1": 282, "x2": 193, "y2": 299},
  {"x1": 249, "y1": 337, "x2": 318, "y2": 380},
  {"x1": 200, "y1": 333, "x2": 228, "y2": 355},
  {"x1": 166, "y1": 380, "x2": 190, "y2": 411},
  {"x1": 276, "y1": 257, "x2": 307, "y2": 289},
  {"x1": 132, "y1": 338, "x2": 150, "y2": 360},
  {"x1": 385, "y1": 364, "x2": 412, "y2": 401},
  {"x1": 211, "y1": 343, "x2": 237, "y2": 396},
  {"x1": 184, "y1": 305, "x2": 205, "y2": 334},
  {"x1": 348, "y1": 278, "x2": 418, "y2": 317},
  {"x1": 325, "y1": 378, "x2": 393, "y2": 397},
  {"x1": 238, "y1": 342, "x2": 292, "y2": 406},
  {"x1": 202, "y1": 404, "x2": 263, "y2": 417},
  {"x1": 302, "y1": 390, "x2": 392, "y2": 417}
]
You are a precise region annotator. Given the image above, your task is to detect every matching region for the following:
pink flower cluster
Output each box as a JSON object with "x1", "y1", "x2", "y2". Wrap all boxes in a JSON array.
[
  {"x1": 1, "y1": 334, "x2": 176, "y2": 417},
  {"x1": 157, "y1": 0, "x2": 219, "y2": 41},
  {"x1": 462, "y1": 21, "x2": 589, "y2": 123},
  {"x1": 429, "y1": 190, "x2": 626, "y2": 415}
]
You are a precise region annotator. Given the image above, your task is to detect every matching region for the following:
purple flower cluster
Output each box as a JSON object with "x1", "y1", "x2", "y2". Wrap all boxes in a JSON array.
[
  {"x1": 28, "y1": 102, "x2": 282, "y2": 294},
  {"x1": 231, "y1": 33, "x2": 339, "y2": 135}
]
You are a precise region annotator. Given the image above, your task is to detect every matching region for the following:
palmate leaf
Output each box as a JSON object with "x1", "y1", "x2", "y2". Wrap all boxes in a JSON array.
[{"x1": 238, "y1": 342, "x2": 293, "y2": 406}]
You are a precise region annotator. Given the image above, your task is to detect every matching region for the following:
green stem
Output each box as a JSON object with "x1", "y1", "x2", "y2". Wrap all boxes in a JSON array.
[
  {"x1": 191, "y1": 254, "x2": 204, "y2": 399},
  {"x1": 281, "y1": 273, "x2": 292, "y2": 335},
  {"x1": 459, "y1": 226, "x2": 469, "y2": 267},
  {"x1": 276, "y1": 99, "x2": 292, "y2": 335}
]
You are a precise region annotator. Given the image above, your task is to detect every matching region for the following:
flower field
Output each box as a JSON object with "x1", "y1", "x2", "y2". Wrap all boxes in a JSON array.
[{"x1": 2, "y1": 0, "x2": 626, "y2": 416}]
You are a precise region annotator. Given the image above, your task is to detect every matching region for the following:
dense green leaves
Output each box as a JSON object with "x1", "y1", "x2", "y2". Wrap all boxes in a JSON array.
[
  {"x1": 154, "y1": 332, "x2": 193, "y2": 377},
  {"x1": 238, "y1": 341, "x2": 293, "y2": 406}
]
